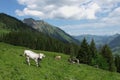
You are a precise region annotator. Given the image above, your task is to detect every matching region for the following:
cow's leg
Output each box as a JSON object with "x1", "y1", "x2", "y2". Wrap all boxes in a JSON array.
[
  {"x1": 77, "y1": 59, "x2": 79, "y2": 64},
  {"x1": 38, "y1": 59, "x2": 41, "y2": 67},
  {"x1": 26, "y1": 57, "x2": 30, "y2": 66},
  {"x1": 35, "y1": 59, "x2": 39, "y2": 67}
]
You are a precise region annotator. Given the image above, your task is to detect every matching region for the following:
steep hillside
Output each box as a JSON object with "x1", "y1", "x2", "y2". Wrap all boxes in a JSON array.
[
  {"x1": 23, "y1": 18, "x2": 79, "y2": 43},
  {"x1": 0, "y1": 42, "x2": 120, "y2": 80},
  {"x1": 0, "y1": 13, "x2": 34, "y2": 33}
]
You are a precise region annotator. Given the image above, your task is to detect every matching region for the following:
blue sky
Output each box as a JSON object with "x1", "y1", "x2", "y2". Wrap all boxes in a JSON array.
[{"x1": 0, "y1": 0, "x2": 120, "y2": 36}]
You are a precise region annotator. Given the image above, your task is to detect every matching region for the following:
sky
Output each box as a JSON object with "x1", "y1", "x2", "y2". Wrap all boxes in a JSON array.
[{"x1": 0, "y1": 0, "x2": 120, "y2": 36}]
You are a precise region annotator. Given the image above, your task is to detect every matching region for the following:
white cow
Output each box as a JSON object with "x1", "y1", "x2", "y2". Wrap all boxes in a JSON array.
[{"x1": 24, "y1": 50, "x2": 45, "y2": 67}]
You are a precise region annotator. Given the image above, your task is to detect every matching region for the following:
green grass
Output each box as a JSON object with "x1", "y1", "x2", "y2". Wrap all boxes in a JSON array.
[
  {"x1": 0, "y1": 29, "x2": 10, "y2": 34},
  {"x1": 0, "y1": 42, "x2": 120, "y2": 80}
]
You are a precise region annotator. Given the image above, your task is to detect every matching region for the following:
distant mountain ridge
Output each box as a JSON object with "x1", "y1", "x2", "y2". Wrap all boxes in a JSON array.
[
  {"x1": 109, "y1": 34, "x2": 120, "y2": 48},
  {"x1": 74, "y1": 34, "x2": 110, "y2": 46},
  {"x1": 23, "y1": 18, "x2": 79, "y2": 43},
  {"x1": 74, "y1": 34, "x2": 120, "y2": 53}
]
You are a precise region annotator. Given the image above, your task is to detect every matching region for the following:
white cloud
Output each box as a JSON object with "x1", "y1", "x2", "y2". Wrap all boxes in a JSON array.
[
  {"x1": 16, "y1": 8, "x2": 44, "y2": 17},
  {"x1": 94, "y1": 0, "x2": 120, "y2": 14},
  {"x1": 16, "y1": 9, "x2": 24, "y2": 16},
  {"x1": 102, "y1": 7, "x2": 120, "y2": 25},
  {"x1": 85, "y1": 2, "x2": 100, "y2": 19},
  {"x1": 109, "y1": 7, "x2": 120, "y2": 17},
  {"x1": 16, "y1": 0, "x2": 120, "y2": 35},
  {"x1": 16, "y1": 0, "x2": 101, "y2": 19},
  {"x1": 16, "y1": 0, "x2": 120, "y2": 20},
  {"x1": 60, "y1": 6, "x2": 120, "y2": 35},
  {"x1": 60, "y1": 22, "x2": 120, "y2": 35}
]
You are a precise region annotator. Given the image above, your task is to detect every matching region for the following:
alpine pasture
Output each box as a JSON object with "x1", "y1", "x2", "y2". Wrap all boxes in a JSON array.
[{"x1": 0, "y1": 42, "x2": 120, "y2": 80}]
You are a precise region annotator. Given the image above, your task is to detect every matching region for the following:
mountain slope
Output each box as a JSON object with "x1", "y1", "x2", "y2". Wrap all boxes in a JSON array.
[
  {"x1": 0, "y1": 13, "x2": 34, "y2": 33},
  {"x1": 109, "y1": 35, "x2": 120, "y2": 54},
  {"x1": 23, "y1": 18, "x2": 79, "y2": 43},
  {"x1": 0, "y1": 42, "x2": 120, "y2": 80},
  {"x1": 0, "y1": 13, "x2": 74, "y2": 53},
  {"x1": 109, "y1": 34, "x2": 120, "y2": 48}
]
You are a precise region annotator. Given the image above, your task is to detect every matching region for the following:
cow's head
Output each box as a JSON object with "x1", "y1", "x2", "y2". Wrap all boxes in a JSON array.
[{"x1": 39, "y1": 53, "x2": 45, "y2": 59}]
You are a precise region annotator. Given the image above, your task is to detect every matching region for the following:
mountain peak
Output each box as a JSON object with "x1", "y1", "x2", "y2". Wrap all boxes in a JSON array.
[
  {"x1": 23, "y1": 18, "x2": 35, "y2": 21},
  {"x1": 23, "y1": 18, "x2": 79, "y2": 43},
  {"x1": 114, "y1": 33, "x2": 120, "y2": 36},
  {"x1": 23, "y1": 18, "x2": 36, "y2": 26},
  {"x1": 23, "y1": 18, "x2": 47, "y2": 26}
]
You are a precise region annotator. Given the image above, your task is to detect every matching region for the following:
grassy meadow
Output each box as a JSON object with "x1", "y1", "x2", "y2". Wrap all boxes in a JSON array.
[{"x1": 0, "y1": 42, "x2": 120, "y2": 80}]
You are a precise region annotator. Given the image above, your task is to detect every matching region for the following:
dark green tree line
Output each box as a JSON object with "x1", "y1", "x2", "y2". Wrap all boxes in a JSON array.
[{"x1": 0, "y1": 31, "x2": 72, "y2": 54}]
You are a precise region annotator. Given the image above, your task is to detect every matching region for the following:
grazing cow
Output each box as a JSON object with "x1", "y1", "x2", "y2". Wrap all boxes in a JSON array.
[
  {"x1": 24, "y1": 50, "x2": 45, "y2": 67},
  {"x1": 55, "y1": 56, "x2": 61, "y2": 60},
  {"x1": 68, "y1": 57, "x2": 79, "y2": 64}
]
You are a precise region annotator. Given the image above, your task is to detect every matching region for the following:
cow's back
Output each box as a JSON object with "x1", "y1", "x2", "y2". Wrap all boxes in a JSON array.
[{"x1": 24, "y1": 50, "x2": 38, "y2": 59}]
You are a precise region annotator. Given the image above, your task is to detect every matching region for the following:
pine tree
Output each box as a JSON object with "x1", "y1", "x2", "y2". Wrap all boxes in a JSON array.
[
  {"x1": 90, "y1": 39, "x2": 97, "y2": 58},
  {"x1": 77, "y1": 38, "x2": 91, "y2": 64},
  {"x1": 100, "y1": 44, "x2": 116, "y2": 72},
  {"x1": 89, "y1": 39, "x2": 98, "y2": 65}
]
